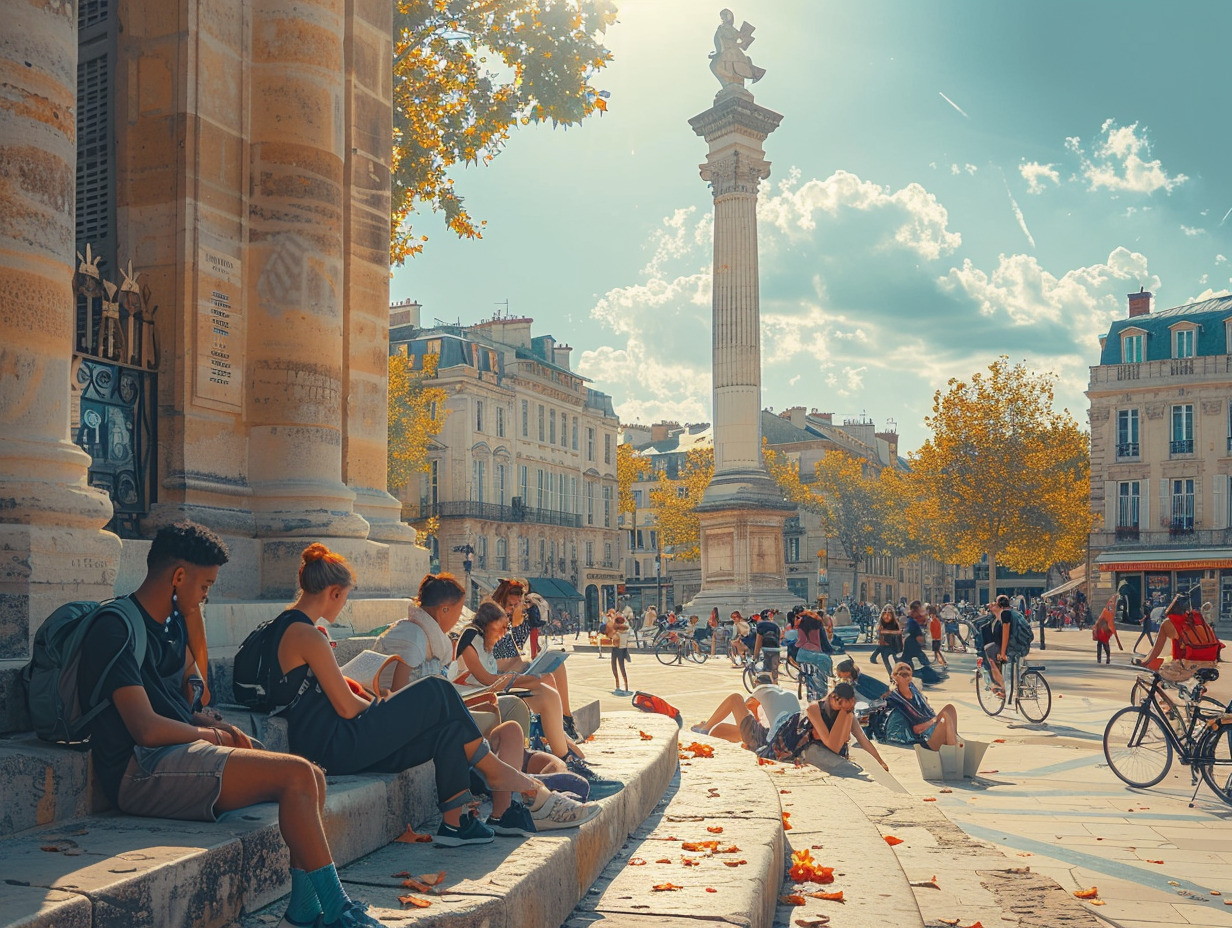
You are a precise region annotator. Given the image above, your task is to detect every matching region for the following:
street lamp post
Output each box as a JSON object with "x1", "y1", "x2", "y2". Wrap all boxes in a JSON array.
[{"x1": 453, "y1": 542, "x2": 475, "y2": 606}]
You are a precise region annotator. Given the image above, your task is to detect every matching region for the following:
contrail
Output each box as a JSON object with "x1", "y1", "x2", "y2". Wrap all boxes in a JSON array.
[
  {"x1": 1000, "y1": 170, "x2": 1035, "y2": 248},
  {"x1": 1221, "y1": 206, "x2": 1232, "y2": 225},
  {"x1": 939, "y1": 92, "x2": 969, "y2": 119}
]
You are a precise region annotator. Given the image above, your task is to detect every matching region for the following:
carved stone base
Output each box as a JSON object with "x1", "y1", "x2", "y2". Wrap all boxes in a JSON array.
[{"x1": 684, "y1": 506, "x2": 804, "y2": 618}]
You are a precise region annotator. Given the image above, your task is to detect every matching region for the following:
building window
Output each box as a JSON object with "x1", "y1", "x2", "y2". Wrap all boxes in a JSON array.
[
  {"x1": 635, "y1": 529, "x2": 644, "y2": 550},
  {"x1": 1174, "y1": 328, "x2": 1195, "y2": 359},
  {"x1": 1116, "y1": 409, "x2": 1139, "y2": 459},
  {"x1": 476, "y1": 536, "x2": 487, "y2": 570},
  {"x1": 586, "y1": 481, "x2": 595, "y2": 525},
  {"x1": 428, "y1": 460, "x2": 439, "y2": 506},
  {"x1": 496, "y1": 537, "x2": 508, "y2": 571},
  {"x1": 497, "y1": 464, "x2": 506, "y2": 506},
  {"x1": 475, "y1": 400, "x2": 484, "y2": 432},
  {"x1": 570, "y1": 477, "x2": 577, "y2": 514},
  {"x1": 1171, "y1": 404, "x2": 1194, "y2": 455},
  {"x1": 604, "y1": 433, "x2": 612, "y2": 465},
  {"x1": 519, "y1": 465, "x2": 528, "y2": 502},
  {"x1": 787, "y1": 537, "x2": 801, "y2": 561},
  {"x1": 1122, "y1": 333, "x2": 1144, "y2": 364},
  {"x1": 633, "y1": 488, "x2": 643, "y2": 508},
  {"x1": 521, "y1": 400, "x2": 528, "y2": 437},
  {"x1": 650, "y1": 530, "x2": 657, "y2": 551},
  {"x1": 519, "y1": 537, "x2": 530, "y2": 570},
  {"x1": 472, "y1": 459, "x2": 485, "y2": 503},
  {"x1": 536, "y1": 469, "x2": 544, "y2": 508},
  {"x1": 538, "y1": 405, "x2": 545, "y2": 442},
  {"x1": 546, "y1": 471, "x2": 554, "y2": 511},
  {"x1": 1117, "y1": 481, "x2": 1140, "y2": 535},
  {"x1": 603, "y1": 486, "x2": 612, "y2": 527},
  {"x1": 549, "y1": 409, "x2": 556, "y2": 444},
  {"x1": 604, "y1": 542, "x2": 613, "y2": 567},
  {"x1": 571, "y1": 417, "x2": 578, "y2": 451},
  {"x1": 586, "y1": 541, "x2": 594, "y2": 567},
  {"x1": 496, "y1": 406, "x2": 505, "y2": 438},
  {"x1": 539, "y1": 539, "x2": 546, "y2": 569},
  {"x1": 1171, "y1": 478, "x2": 1195, "y2": 533},
  {"x1": 587, "y1": 428, "x2": 595, "y2": 461}
]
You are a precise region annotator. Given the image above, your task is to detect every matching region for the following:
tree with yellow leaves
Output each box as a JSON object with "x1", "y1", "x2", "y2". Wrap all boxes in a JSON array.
[
  {"x1": 616, "y1": 441, "x2": 650, "y2": 517},
  {"x1": 648, "y1": 447, "x2": 713, "y2": 562},
  {"x1": 388, "y1": 351, "x2": 450, "y2": 534},
  {"x1": 809, "y1": 451, "x2": 902, "y2": 600},
  {"x1": 762, "y1": 442, "x2": 820, "y2": 512},
  {"x1": 911, "y1": 358, "x2": 1091, "y2": 601},
  {"x1": 391, "y1": 0, "x2": 617, "y2": 263}
]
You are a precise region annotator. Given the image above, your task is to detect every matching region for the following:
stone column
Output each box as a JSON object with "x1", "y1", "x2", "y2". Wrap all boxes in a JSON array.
[
  {"x1": 0, "y1": 0, "x2": 120, "y2": 659},
  {"x1": 246, "y1": 0, "x2": 370, "y2": 549}
]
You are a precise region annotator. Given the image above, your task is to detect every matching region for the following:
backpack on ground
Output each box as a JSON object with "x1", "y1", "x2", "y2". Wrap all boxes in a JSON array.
[
  {"x1": 1174, "y1": 611, "x2": 1224, "y2": 663},
  {"x1": 630, "y1": 690, "x2": 683, "y2": 728},
  {"x1": 757, "y1": 711, "x2": 814, "y2": 761},
  {"x1": 232, "y1": 612, "x2": 307, "y2": 712},
  {"x1": 22, "y1": 598, "x2": 147, "y2": 745}
]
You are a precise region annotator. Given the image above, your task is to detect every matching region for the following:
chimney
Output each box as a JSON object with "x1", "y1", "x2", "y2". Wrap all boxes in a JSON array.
[
  {"x1": 554, "y1": 343, "x2": 572, "y2": 370},
  {"x1": 1127, "y1": 287, "x2": 1151, "y2": 318},
  {"x1": 785, "y1": 406, "x2": 807, "y2": 429},
  {"x1": 650, "y1": 420, "x2": 680, "y2": 442},
  {"x1": 389, "y1": 298, "x2": 421, "y2": 328}
]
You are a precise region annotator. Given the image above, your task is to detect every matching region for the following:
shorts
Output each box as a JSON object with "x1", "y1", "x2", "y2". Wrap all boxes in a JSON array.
[
  {"x1": 116, "y1": 741, "x2": 232, "y2": 822},
  {"x1": 738, "y1": 714, "x2": 769, "y2": 751},
  {"x1": 918, "y1": 718, "x2": 940, "y2": 742},
  {"x1": 1159, "y1": 659, "x2": 1218, "y2": 683}
]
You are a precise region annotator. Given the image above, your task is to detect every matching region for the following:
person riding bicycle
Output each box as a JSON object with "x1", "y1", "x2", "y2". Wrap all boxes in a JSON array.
[
  {"x1": 982, "y1": 594, "x2": 1032, "y2": 695},
  {"x1": 1136, "y1": 590, "x2": 1224, "y2": 682},
  {"x1": 795, "y1": 610, "x2": 833, "y2": 695},
  {"x1": 752, "y1": 610, "x2": 782, "y2": 684}
]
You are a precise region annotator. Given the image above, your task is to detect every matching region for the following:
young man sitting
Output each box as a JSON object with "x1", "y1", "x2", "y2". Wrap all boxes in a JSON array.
[
  {"x1": 77, "y1": 521, "x2": 388, "y2": 928},
  {"x1": 689, "y1": 673, "x2": 799, "y2": 754}
]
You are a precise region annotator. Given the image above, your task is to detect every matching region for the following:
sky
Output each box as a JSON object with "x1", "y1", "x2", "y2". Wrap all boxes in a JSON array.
[{"x1": 391, "y1": 0, "x2": 1232, "y2": 453}]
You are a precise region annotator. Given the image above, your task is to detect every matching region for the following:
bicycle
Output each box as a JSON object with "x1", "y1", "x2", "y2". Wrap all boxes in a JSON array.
[
  {"x1": 795, "y1": 655, "x2": 831, "y2": 702},
  {"x1": 741, "y1": 647, "x2": 789, "y2": 692},
  {"x1": 1103, "y1": 664, "x2": 1232, "y2": 806},
  {"x1": 1129, "y1": 668, "x2": 1226, "y2": 720},
  {"x1": 654, "y1": 629, "x2": 707, "y2": 665},
  {"x1": 974, "y1": 653, "x2": 1052, "y2": 722}
]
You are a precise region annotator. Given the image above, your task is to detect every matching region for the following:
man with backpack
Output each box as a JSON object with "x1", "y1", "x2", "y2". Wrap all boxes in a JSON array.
[
  {"x1": 1136, "y1": 590, "x2": 1225, "y2": 681},
  {"x1": 982, "y1": 594, "x2": 1033, "y2": 695},
  {"x1": 752, "y1": 609, "x2": 782, "y2": 683},
  {"x1": 71, "y1": 522, "x2": 390, "y2": 928}
]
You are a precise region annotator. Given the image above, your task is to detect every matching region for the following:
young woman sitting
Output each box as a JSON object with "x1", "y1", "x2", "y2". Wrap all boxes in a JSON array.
[
  {"x1": 375, "y1": 573, "x2": 590, "y2": 834},
  {"x1": 455, "y1": 601, "x2": 602, "y2": 782},
  {"x1": 489, "y1": 578, "x2": 580, "y2": 740},
  {"x1": 269, "y1": 545, "x2": 597, "y2": 847},
  {"x1": 794, "y1": 610, "x2": 834, "y2": 689},
  {"x1": 885, "y1": 662, "x2": 962, "y2": 751}
]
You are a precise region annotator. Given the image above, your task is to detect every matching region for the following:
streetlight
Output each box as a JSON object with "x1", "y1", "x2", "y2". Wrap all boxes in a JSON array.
[{"x1": 453, "y1": 542, "x2": 475, "y2": 605}]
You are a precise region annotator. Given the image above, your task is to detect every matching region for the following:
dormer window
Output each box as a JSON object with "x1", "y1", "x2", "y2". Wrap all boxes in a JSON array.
[
  {"x1": 1225, "y1": 318, "x2": 1232, "y2": 354},
  {"x1": 1122, "y1": 332, "x2": 1144, "y2": 363},
  {"x1": 1174, "y1": 328, "x2": 1195, "y2": 358}
]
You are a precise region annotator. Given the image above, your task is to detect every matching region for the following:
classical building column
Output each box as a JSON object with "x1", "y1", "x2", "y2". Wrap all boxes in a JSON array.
[
  {"x1": 246, "y1": 0, "x2": 369, "y2": 544},
  {"x1": 0, "y1": 0, "x2": 119, "y2": 658}
]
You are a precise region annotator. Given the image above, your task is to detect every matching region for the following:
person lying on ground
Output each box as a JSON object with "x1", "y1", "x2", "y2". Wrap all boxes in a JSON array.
[
  {"x1": 270, "y1": 545, "x2": 599, "y2": 847},
  {"x1": 78, "y1": 522, "x2": 388, "y2": 928},
  {"x1": 455, "y1": 600, "x2": 603, "y2": 782},
  {"x1": 375, "y1": 572, "x2": 588, "y2": 835},
  {"x1": 489, "y1": 578, "x2": 581, "y2": 739},
  {"x1": 689, "y1": 673, "x2": 799, "y2": 755},
  {"x1": 886, "y1": 663, "x2": 962, "y2": 750}
]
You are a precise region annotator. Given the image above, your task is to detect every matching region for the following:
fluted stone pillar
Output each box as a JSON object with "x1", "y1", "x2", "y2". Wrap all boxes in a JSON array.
[
  {"x1": 685, "y1": 88, "x2": 799, "y2": 618},
  {"x1": 0, "y1": 0, "x2": 120, "y2": 658},
  {"x1": 246, "y1": 0, "x2": 370, "y2": 551}
]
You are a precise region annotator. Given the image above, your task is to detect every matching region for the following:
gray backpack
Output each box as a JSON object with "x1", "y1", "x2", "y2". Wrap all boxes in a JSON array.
[{"x1": 21, "y1": 598, "x2": 146, "y2": 744}]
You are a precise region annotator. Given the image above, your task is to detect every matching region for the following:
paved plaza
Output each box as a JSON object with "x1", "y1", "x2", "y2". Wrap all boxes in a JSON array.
[{"x1": 561, "y1": 631, "x2": 1232, "y2": 928}]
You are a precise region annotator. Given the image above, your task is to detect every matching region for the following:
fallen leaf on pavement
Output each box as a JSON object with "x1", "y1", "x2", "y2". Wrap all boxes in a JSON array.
[
  {"x1": 884, "y1": 836, "x2": 904, "y2": 846},
  {"x1": 722, "y1": 859, "x2": 747, "y2": 867},
  {"x1": 1146, "y1": 859, "x2": 1164, "y2": 865},
  {"x1": 1211, "y1": 890, "x2": 1221, "y2": 895},
  {"x1": 782, "y1": 812, "x2": 792, "y2": 830},
  {"x1": 628, "y1": 858, "x2": 647, "y2": 866},
  {"x1": 1073, "y1": 887, "x2": 1099, "y2": 899},
  {"x1": 639, "y1": 731, "x2": 653, "y2": 740},
  {"x1": 789, "y1": 849, "x2": 834, "y2": 884},
  {"x1": 993, "y1": 738, "x2": 1006, "y2": 743},
  {"x1": 681, "y1": 840, "x2": 719, "y2": 852},
  {"x1": 795, "y1": 918, "x2": 831, "y2": 927},
  {"x1": 653, "y1": 883, "x2": 683, "y2": 892},
  {"x1": 391, "y1": 871, "x2": 410, "y2": 878},
  {"x1": 706, "y1": 887, "x2": 717, "y2": 893},
  {"x1": 758, "y1": 757, "x2": 777, "y2": 766},
  {"x1": 707, "y1": 826, "x2": 724, "y2": 834},
  {"x1": 40, "y1": 846, "x2": 61, "y2": 852},
  {"x1": 401, "y1": 879, "x2": 435, "y2": 893},
  {"x1": 910, "y1": 876, "x2": 940, "y2": 890},
  {"x1": 781, "y1": 789, "x2": 792, "y2": 794},
  {"x1": 683, "y1": 857, "x2": 701, "y2": 867},
  {"x1": 779, "y1": 894, "x2": 806, "y2": 905},
  {"x1": 655, "y1": 858, "x2": 672, "y2": 864},
  {"x1": 939, "y1": 788, "x2": 953, "y2": 793},
  {"x1": 806, "y1": 890, "x2": 844, "y2": 902},
  {"x1": 395, "y1": 826, "x2": 432, "y2": 843},
  {"x1": 1092, "y1": 900, "x2": 1106, "y2": 906},
  {"x1": 398, "y1": 895, "x2": 431, "y2": 908},
  {"x1": 1016, "y1": 853, "x2": 1032, "y2": 857},
  {"x1": 923, "y1": 797, "x2": 937, "y2": 802}
]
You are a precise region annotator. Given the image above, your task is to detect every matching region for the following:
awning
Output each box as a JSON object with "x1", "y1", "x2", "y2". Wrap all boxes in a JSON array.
[
  {"x1": 1042, "y1": 576, "x2": 1084, "y2": 598},
  {"x1": 527, "y1": 577, "x2": 584, "y2": 601},
  {"x1": 1095, "y1": 548, "x2": 1232, "y2": 572}
]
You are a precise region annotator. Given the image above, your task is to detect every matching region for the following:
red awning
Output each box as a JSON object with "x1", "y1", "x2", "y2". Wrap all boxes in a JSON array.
[{"x1": 1098, "y1": 560, "x2": 1232, "y2": 572}]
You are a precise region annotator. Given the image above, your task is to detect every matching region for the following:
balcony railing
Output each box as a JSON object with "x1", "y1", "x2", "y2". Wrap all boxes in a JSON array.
[
  {"x1": 1170, "y1": 439, "x2": 1194, "y2": 455},
  {"x1": 426, "y1": 500, "x2": 583, "y2": 528},
  {"x1": 1091, "y1": 354, "x2": 1232, "y2": 387},
  {"x1": 1091, "y1": 527, "x2": 1232, "y2": 550},
  {"x1": 1115, "y1": 442, "x2": 1139, "y2": 459},
  {"x1": 1114, "y1": 525, "x2": 1140, "y2": 542}
]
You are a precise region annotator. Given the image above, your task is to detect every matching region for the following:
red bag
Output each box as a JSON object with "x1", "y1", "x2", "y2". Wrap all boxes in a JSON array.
[{"x1": 631, "y1": 690, "x2": 683, "y2": 728}]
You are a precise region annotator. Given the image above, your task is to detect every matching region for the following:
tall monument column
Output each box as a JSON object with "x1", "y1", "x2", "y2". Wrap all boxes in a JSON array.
[
  {"x1": 685, "y1": 11, "x2": 799, "y2": 617},
  {"x1": 0, "y1": 0, "x2": 120, "y2": 659}
]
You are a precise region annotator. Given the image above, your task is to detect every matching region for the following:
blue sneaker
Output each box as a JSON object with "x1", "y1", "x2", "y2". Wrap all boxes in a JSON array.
[
  {"x1": 322, "y1": 900, "x2": 387, "y2": 928},
  {"x1": 435, "y1": 810, "x2": 495, "y2": 846},
  {"x1": 487, "y1": 800, "x2": 537, "y2": 837}
]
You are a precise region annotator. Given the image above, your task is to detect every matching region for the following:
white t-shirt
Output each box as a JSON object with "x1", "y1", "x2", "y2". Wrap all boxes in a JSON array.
[
  {"x1": 451, "y1": 626, "x2": 499, "y2": 681},
  {"x1": 751, "y1": 684, "x2": 801, "y2": 737}
]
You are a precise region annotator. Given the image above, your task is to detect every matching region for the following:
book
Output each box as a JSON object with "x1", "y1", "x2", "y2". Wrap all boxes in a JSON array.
[
  {"x1": 521, "y1": 648, "x2": 568, "y2": 681},
  {"x1": 338, "y1": 649, "x2": 406, "y2": 696}
]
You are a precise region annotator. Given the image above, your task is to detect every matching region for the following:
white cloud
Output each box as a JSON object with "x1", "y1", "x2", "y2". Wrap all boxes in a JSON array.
[
  {"x1": 1181, "y1": 225, "x2": 1205, "y2": 237},
  {"x1": 1019, "y1": 161, "x2": 1060, "y2": 194},
  {"x1": 950, "y1": 163, "x2": 978, "y2": 176},
  {"x1": 1069, "y1": 119, "x2": 1188, "y2": 194},
  {"x1": 1187, "y1": 288, "x2": 1232, "y2": 303},
  {"x1": 1217, "y1": 254, "x2": 1229, "y2": 265}
]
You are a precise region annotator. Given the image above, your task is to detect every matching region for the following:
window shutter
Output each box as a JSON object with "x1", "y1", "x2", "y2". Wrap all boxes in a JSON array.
[
  {"x1": 1104, "y1": 481, "x2": 1117, "y2": 530},
  {"x1": 1140, "y1": 483, "x2": 1149, "y2": 531},
  {"x1": 1160, "y1": 478, "x2": 1169, "y2": 528},
  {"x1": 1214, "y1": 475, "x2": 1229, "y2": 531}
]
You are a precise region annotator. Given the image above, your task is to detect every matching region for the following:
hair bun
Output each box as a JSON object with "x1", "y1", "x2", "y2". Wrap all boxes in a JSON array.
[{"x1": 302, "y1": 543, "x2": 332, "y2": 563}]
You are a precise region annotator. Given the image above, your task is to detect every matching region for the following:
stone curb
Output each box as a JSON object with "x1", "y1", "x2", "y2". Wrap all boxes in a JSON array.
[
  {"x1": 563, "y1": 730, "x2": 786, "y2": 928},
  {"x1": 238, "y1": 712, "x2": 680, "y2": 928}
]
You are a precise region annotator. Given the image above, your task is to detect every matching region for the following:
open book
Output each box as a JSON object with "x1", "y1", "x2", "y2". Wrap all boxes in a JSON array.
[
  {"x1": 453, "y1": 649, "x2": 569, "y2": 698},
  {"x1": 338, "y1": 649, "x2": 407, "y2": 697},
  {"x1": 523, "y1": 647, "x2": 568, "y2": 678}
]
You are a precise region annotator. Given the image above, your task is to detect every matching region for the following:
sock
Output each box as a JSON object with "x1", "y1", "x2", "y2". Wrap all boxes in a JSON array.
[
  {"x1": 306, "y1": 863, "x2": 352, "y2": 924},
  {"x1": 285, "y1": 868, "x2": 322, "y2": 925}
]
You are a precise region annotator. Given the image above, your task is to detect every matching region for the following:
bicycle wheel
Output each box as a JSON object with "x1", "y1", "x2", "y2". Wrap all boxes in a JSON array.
[
  {"x1": 688, "y1": 639, "x2": 709, "y2": 664},
  {"x1": 1130, "y1": 677, "x2": 1152, "y2": 707},
  {"x1": 742, "y1": 660, "x2": 760, "y2": 694},
  {"x1": 975, "y1": 666, "x2": 1006, "y2": 716},
  {"x1": 655, "y1": 638, "x2": 681, "y2": 666},
  {"x1": 1197, "y1": 722, "x2": 1232, "y2": 807},
  {"x1": 1016, "y1": 670, "x2": 1052, "y2": 722},
  {"x1": 1103, "y1": 706, "x2": 1173, "y2": 788}
]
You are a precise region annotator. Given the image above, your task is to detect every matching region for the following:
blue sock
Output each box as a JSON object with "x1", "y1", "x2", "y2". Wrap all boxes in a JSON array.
[
  {"x1": 285, "y1": 868, "x2": 322, "y2": 925},
  {"x1": 306, "y1": 863, "x2": 352, "y2": 923}
]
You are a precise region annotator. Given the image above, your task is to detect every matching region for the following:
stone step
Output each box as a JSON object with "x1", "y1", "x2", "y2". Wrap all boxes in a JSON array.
[{"x1": 0, "y1": 712, "x2": 663, "y2": 928}]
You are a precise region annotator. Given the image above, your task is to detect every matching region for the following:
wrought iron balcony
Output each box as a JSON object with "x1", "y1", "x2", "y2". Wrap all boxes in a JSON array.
[
  {"x1": 1114, "y1": 525, "x2": 1140, "y2": 542},
  {"x1": 1091, "y1": 527, "x2": 1232, "y2": 550},
  {"x1": 1115, "y1": 442, "x2": 1139, "y2": 459},
  {"x1": 425, "y1": 500, "x2": 583, "y2": 528},
  {"x1": 1169, "y1": 439, "x2": 1194, "y2": 455},
  {"x1": 1091, "y1": 355, "x2": 1232, "y2": 386}
]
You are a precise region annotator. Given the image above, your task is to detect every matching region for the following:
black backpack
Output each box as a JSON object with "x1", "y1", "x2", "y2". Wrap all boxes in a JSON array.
[{"x1": 232, "y1": 612, "x2": 307, "y2": 712}]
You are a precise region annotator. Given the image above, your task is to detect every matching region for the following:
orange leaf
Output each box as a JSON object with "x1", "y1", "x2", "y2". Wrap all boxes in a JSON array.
[
  {"x1": 1073, "y1": 887, "x2": 1099, "y2": 899},
  {"x1": 418, "y1": 871, "x2": 445, "y2": 886},
  {"x1": 758, "y1": 757, "x2": 777, "y2": 765},
  {"x1": 639, "y1": 731, "x2": 654, "y2": 741},
  {"x1": 884, "y1": 836, "x2": 904, "y2": 846},
  {"x1": 683, "y1": 857, "x2": 701, "y2": 867},
  {"x1": 781, "y1": 789, "x2": 792, "y2": 794},
  {"x1": 628, "y1": 858, "x2": 647, "y2": 866},
  {"x1": 707, "y1": 826, "x2": 724, "y2": 834},
  {"x1": 722, "y1": 859, "x2": 747, "y2": 867},
  {"x1": 1146, "y1": 859, "x2": 1164, "y2": 865},
  {"x1": 398, "y1": 894, "x2": 432, "y2": 907},
  {"x1": 391, "y1": 871, "x2": 411, "y2": 878},
  {"x1": 993, "y1": 738, "x2": 1006, "y2": 743},
  {"x1": 923, "y1": 797, "x2": 937, "y2": 802},
  {"x1": 779, "y1": 893, "x2": 806, "y2": 905},
  {"x1": 395, "y1": 825, "x2": 432, "y2": 843},
  {"x1": 653, "y1": 883, "x2": 683, "y2": 891},
  {"x1": 401, "y1": 879, "x2": 433, "y2": 892},
  {"x1": 782, "y1": 812, "x2": 792, "y2": 831},
  {"x1": 807, "y1": 890, "x2": 845, "y2": 902},
  {"x1": 655, "y1": 858, "x2": 672, "y2": 864},
  {"x1": 706, "y1": 887, "x2": 718, "y2": 892}
]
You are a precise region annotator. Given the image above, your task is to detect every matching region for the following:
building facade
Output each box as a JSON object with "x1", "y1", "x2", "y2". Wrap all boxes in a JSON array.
[
  {"x1": 390, "y1": 305, "x2": 622, "y2": 623},
  {"x1": 1088, "y1": 290, "x2": 1232, "y2": 624}
]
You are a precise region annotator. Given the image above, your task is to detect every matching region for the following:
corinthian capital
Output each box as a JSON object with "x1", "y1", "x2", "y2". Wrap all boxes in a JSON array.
[{"x1": 700, "y1": 151, "x2": 771, "y2": 198}]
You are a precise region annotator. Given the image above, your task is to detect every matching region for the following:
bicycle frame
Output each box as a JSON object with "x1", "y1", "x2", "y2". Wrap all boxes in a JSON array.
[{"x1": 1129, "y1": 675, "x2": 1211, "y2": 775}]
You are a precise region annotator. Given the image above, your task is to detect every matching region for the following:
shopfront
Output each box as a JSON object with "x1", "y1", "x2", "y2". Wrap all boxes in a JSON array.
[{"x1": 1096, "y1": 551, "x2": 1232, "y2": 626}]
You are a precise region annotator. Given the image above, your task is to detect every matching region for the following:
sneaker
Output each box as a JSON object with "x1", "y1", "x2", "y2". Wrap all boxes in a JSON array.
[
  {"x1": 564, "y1": 751, "x2": 602, "y2": 782},
  {"x1": 322, "y1": 900, "x2": 387, "y2": 928},
  {"x1": 487, "y1": 801, "x2": 537, "y2": 837},
  {"x1": 532, "y1": 770, "x2": 591, "y2": 801},
  {"x1": 435, "y1": 810, "x2": 495, "y2": 846},
  {"x1": 690, "y1": 723, "x2": 709, "y2": 735},
  {"x1": 562, "y1": 715, "x2": 580, "y2": 741},
  {"x1": 530, "y1": 791, "x2": 602, "y2": 831}
]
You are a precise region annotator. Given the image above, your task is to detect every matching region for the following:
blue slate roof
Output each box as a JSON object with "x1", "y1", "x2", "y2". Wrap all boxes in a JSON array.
[{"x1": 1100, "y1": 295, "x2": 1232, "y2": 364}]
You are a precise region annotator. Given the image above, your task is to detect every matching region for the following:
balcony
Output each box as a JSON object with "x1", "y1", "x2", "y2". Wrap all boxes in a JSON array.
[
  {"x1": 1115, "y1": 442, "x2": 1139, "y2": 459},
  {"x1": 1114, "y1": 525, "x2": 1140, "y2": 542},
  {"x1": 1169, "y1": 439, "x2": 1194, "y2": 456},
  {"x1": 426, "y1": 500, "x2": 583, "y2": 528},
  {"x1": 1091, "y1": 527, "x2": 1232, "y2": 550},
  {"x1": 1091, "y1": 354, "x2": 1232, "y2": 388},
  {"x1": 1169, "y1": 519, "x2": 1195, "y2": 537}
]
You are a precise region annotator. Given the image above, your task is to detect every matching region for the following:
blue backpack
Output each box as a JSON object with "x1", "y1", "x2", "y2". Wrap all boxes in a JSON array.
[{"x1": 21, "y1": 599, "x2": 146, "y2": 744}]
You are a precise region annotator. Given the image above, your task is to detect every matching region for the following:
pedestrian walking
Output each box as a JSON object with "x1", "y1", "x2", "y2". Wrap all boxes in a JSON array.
[
  {"x1": 869, "y1": 604, "x2": 902, "y2": 675},
  {"x1": 927, "y1": 604, "x2": 947, "y2": 667},
  {"x1": 607, "y1": 612, "x2": 631, "y2": 695},
  {"x1": 1093, "y1": 602, "x2": 1115, "y2": 664}
]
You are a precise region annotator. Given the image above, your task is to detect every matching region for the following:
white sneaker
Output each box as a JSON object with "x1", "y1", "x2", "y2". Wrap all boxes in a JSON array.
[{"x1": 531, "y1": 791, "x2": 601, "y2": 831}]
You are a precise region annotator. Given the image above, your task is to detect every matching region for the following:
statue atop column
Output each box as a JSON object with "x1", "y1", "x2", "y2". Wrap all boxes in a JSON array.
[{"x1": 709, "y1": 9, "x2": 766, "y2": 91}]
